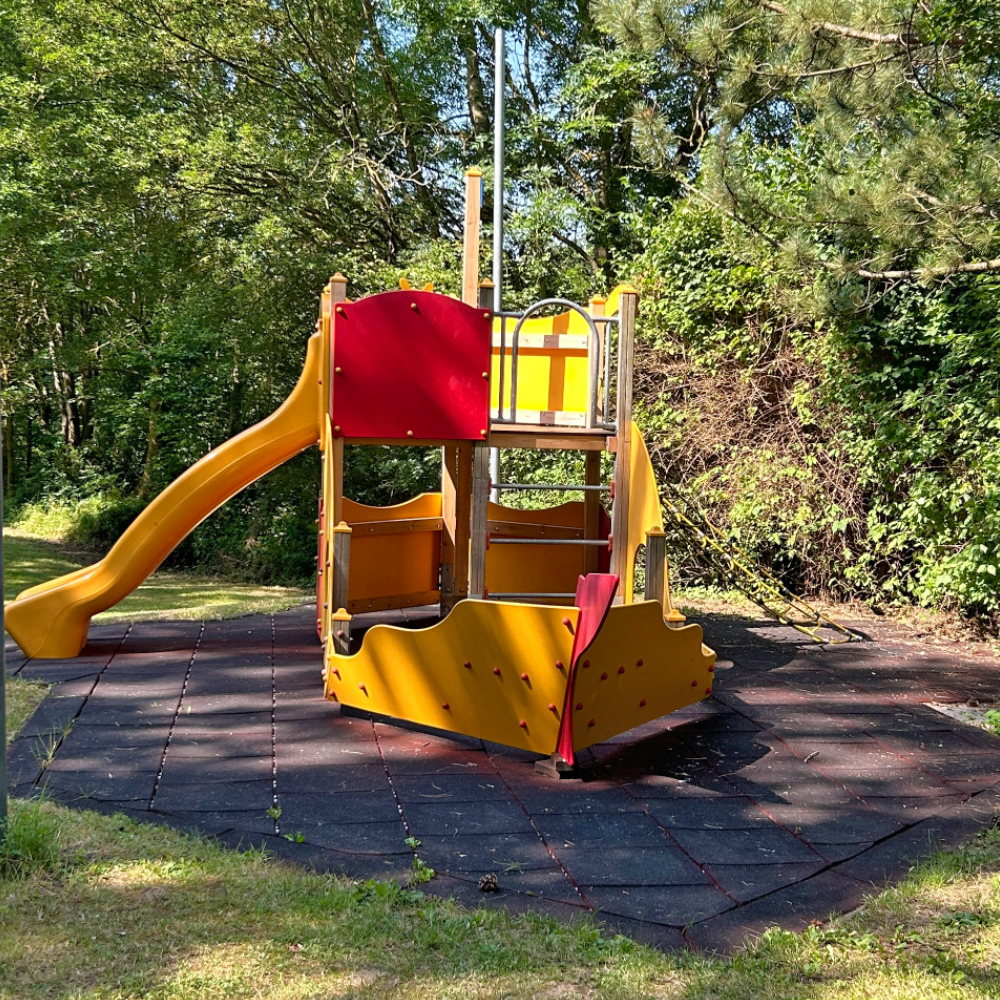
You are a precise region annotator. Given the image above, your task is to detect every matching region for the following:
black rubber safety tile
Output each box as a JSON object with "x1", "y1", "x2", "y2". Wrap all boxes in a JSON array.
[
  {"x1": 864, "y1": 794, "x2": 969, "y2": 823},
  {"x1": 385, "y1": 753, "x2": 496, "y2": 776},
  {"x1": 166, "y1": 734, "x2": 273, "y2": 758},
  {"x1": 272, "y1": 697, "x2": 352, "y2": 723},
  {"x1": 823, "y1": 769, "x2": 955, "y2": 799},
  {"x1": 153, "y1": 778, "x2": 275, "y2": 814},
  {"x1": 556, "y1": 845, "x2": 712, "y2": 887},
  {"x1": 404, "y1": 800, "x2": 537, "y2": 837},
  {"x1": 591, "y1": 912, "x2": 688, "y2": 951},
  {"x1": 159, "y1": 754, "x2": 274, "y2": 784},
  {"x1": 44, "y1": 746, "x2": 164, "y2": 775},
  {"x1": 809, "y1": 841, "x2": 873, "y2": 864},
  {"x1": 17, "y1": 696, "x2": 88, "y2": 737},
  {"x1": 687, "y1": 871, "x2": 868, "y2": 953},
  {"x1": 276, "y1": 717, "x2": 372, "y2": 743},
  {"x1": 703, "y1": 861, "x2": 828, "y2": 903},
  {"x1": 586, "y1": 884, "x2": 735, "y2": 927},
  {"x1": 41, "y1": 770, "x2": 156, "y2": 803},
  {"x1": 57, "y1": 723, "x2": 172, "y2": 752},
  {"x1": 181, "y1": 693, "x2": 276, "y2": 715},
  {"x1": 391, "y1": 773, "x2": 510, "y2": 803},
  {"x1": 621, "y1": 774, "x2": 742, "y2": 799},
  {"x1": 250, "y1": 836, "x2": 417, "y2": 882},
  {"x1": 280, "y1": 763, "x2": 391, "y2": 795},
  {"x1": 5, "y1": 738, "x2": 46, "y2": 787},
  {"x1": 276, "y1": 740, "x2": 384, "y2": 768},
  {"x1": 170, "y1": 713, "x2": 274, "y2": 737},
  {"x1": 535, "y1": 811, "x2": 675, "y2": 848},
  {"x1": 519, "y1": 789, "x2": 646, "y2": 816},
  {"x1": 154, "y1": 809, "x2": 277, "y2": 838},
  {"x1": 415, "y1": 833, "x2": 555, "y2": 872},
  {"x1": 758, "y1": 804, "x2": 904, "y2": 844},
  {"x1": 296, "y1": 818, "x2": 410, "y2": 855},
  {"x1": 670, "y1": 826, "x2": 821, "y2": 866},
  {"x1": 279, "y1": 791, "x2": 400, "y2": 826},
  {"x1": 184, "y1": 674, "x2": 275, "y2": 697},
  {"x1": 73, "y1": 705, "x2": 177, "y2": 729},
  {"x1": 443, "y1": 867, "x2": 584, "y2": 905},
  {"x1": 641, "y1": 796, "x2": 770, "y2": 831},
  {"x1": 17, "y1": 665, "x2": 102, "y2": 685}
]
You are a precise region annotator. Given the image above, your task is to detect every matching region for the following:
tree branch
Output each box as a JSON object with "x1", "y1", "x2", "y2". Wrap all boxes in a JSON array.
[{"x1": 758, "y1": 1, "x2": 921, "y2": 47}]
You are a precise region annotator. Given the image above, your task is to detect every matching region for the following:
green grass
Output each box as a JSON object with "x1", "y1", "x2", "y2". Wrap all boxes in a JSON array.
[
  {"x1": 3, "y1": 529, "x2": 312, "y2": 625},
  {"x1": 5, "y1": 677, "x2": 49, "y2": 743},
  {"x1": 3, "y1": 670, "x2": 1000, "y2": 997}
]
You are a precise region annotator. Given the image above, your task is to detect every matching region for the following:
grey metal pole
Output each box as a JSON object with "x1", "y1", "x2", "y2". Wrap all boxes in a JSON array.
[
  {"x1": 1, "y1": 405, "x2": 7, "y2": 839},
  {"x1": 490, "y1": 26, "x2": 505, "y2": 502}
]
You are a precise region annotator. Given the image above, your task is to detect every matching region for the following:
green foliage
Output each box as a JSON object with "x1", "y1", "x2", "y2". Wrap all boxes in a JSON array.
[
  {"x1": 983, "y1": 710, "x2": 1000, "y2": 737},
  {"x1": 633, "y1": 196, "x2": 1000, "y2": 618}
]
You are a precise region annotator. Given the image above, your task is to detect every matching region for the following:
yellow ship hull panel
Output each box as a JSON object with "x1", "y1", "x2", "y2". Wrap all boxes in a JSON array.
[{"x1": 325, "y1": 600, "x2": 578, "y2": 753}]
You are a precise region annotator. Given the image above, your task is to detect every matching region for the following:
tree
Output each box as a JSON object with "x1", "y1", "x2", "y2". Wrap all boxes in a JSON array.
[{"x1": 597, "y1": 0, "x2": 1000, "y2": 284}]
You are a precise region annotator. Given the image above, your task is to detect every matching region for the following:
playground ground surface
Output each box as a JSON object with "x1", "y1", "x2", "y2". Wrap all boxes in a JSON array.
[{"x1": 6, "y1": 593, "x2": 1000, "y2": 963}]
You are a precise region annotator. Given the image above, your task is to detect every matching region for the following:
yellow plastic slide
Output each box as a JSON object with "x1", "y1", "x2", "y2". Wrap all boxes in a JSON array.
[{"x1": 6, "y1": 334, "x2": 323, "y2": 659}]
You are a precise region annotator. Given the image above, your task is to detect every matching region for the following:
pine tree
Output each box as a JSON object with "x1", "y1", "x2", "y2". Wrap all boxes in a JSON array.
[{"x1": 596, "y1": 0, "x2": 1000, "y2": 283}]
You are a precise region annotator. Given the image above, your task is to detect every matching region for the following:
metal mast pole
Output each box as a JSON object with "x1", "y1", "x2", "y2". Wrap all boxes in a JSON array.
[{"x1": 490, "y1": 26, "x2": 505, "y2": 501}]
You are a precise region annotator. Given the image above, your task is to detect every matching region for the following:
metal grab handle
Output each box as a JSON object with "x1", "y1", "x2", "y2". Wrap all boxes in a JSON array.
[{"x1": 494, "y1": 482, "x2": 610, "y2": 492}]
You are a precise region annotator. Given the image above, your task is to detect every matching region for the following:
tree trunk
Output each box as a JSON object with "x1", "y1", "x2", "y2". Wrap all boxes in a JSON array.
[
  {"x1": 141, "y1": 395, "x2": 162, "y2": 493},
  {"x1": 359, "y1": 0, "x2": 439, "y2": 235},
  {"x1": 457, "y1": 24, "x2": 489, "y2": 139}
]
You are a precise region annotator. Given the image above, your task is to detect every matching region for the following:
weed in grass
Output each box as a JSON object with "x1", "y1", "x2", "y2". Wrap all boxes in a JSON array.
[
  {"x1": 410, "y1": 856, "x2": 436, "y2": 885},
  {"x1": 404, "y1": 837, "x2": 436, "y2": 885},
  {"x1": 0, "y1": 800, "x2": 60, "y2": 879},
  {"x1": 984, "y1": 709, "x2": 1000, "y2": 737},
  {"x1": 31, "y1": 719, "x2": 74, "y2": 771}
]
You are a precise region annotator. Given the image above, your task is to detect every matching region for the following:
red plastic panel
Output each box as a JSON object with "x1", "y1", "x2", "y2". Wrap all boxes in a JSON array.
[
  {"x1": 555, "y1": 572, "x2": 619, "y2": 765},
  {"x1": 330, "y1": 291, "x2": 492, "y2": 441}
]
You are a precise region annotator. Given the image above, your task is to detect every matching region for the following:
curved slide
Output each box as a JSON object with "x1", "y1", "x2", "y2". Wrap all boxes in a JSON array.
[{"x1": 6, "y1": 334, "x2": 323, "y2": 659}]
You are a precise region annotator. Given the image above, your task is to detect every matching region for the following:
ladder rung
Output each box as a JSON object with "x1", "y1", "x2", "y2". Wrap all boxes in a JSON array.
[
  {"x1": 494, "y1": 483, "x2": 609, "y2": 492},
  {"x1": 489, "y1": 538, "x2": 609, "y2": 546}
]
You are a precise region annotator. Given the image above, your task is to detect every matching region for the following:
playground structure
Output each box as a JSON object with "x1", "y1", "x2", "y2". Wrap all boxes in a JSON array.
[{"x1": 5, "y1": 169, "x2": 717, "y2": 771}]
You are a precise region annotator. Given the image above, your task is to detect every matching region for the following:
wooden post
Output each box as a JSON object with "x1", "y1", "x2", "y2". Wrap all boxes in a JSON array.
[
  {"x1": 469, "y1": 441, "x2": 490, "y2": 598},
  {"x1": 644, "y1": 528, "x2": 686, "y2": 625},
  {"x1": 330, "y1": 435, "x2": 344, "y2": 526},
  {"x1": 462, "y1": 169, "x2": 482, "y2": 307},
  {"x1": 644, "y1": 528, "x2": 666, "y2": 606},
  {"x1": 441, "y1": 443, "x2": 473, "y2": 611},
  {"x1": 588, "y1": 295, "x2": 606, "y2": 429},
  {"x1": 331, "y1": 520, "x2": 352, "y2": 627},
  {"x1": 610, "y1": 288, "x2": 637, "y2": 597},
  {"x1": 331, "y1": 608, "x2": 352, "y2": 656},
  {"x1": 583, "y1": 450, "x2": 603, "y2": 575}
]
